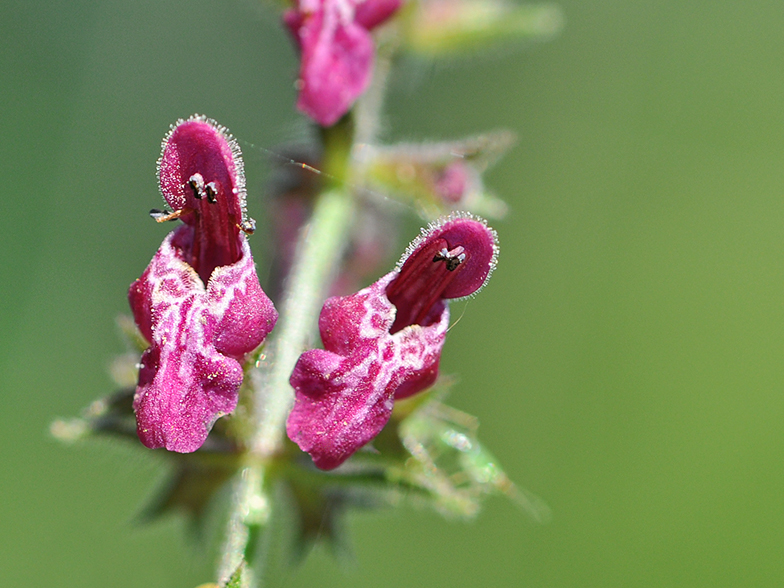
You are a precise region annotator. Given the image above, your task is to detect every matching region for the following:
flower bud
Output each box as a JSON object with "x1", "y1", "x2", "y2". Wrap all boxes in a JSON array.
[
  {"x1": 357, "y1": 132, "x2": 514, "y2": 219},
  {"x1": 285, "y1": 0, "x2": 402, "y2": 126},
  {"x1": 403, "y1": 0, "x2": 563, "y2": 57}
]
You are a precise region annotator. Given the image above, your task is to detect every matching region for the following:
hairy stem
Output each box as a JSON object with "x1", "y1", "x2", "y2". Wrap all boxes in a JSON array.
[
  {"x1": 218, "y1": 39, "x2": 396, "y2": 583},
  {"x1": 217, "y1": 118, "x2": 356, "y2": 586},
  {"x1": 251, "y1": 186, "x2": 355, "y2": 456},
  {"x1": 252, "y1": 113, "x2": 355, "y2": 456}
]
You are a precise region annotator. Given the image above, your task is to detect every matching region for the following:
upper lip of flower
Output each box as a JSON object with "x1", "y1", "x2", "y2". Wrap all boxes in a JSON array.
[
  {"x1": 388, "y1": 213, "x2": 498, "y2": 329},
  {"x1": 156, "y1": 115, "x2": 251, "y2": 284}
]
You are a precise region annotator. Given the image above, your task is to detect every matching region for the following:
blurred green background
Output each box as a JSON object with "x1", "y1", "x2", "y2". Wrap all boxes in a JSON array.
[{"x1": 3, "y1": 0, "x2": 784, "y2": 586}]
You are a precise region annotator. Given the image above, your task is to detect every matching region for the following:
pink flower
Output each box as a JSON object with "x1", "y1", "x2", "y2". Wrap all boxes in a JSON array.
[
  {"x1": 287, "y1": 214, "x2": 498, "y2": 469},
  {"x1": 129, "y1": 116, "x2": 278, "y2": 453},
  {"x1": 284, "y1": 0, "x2": 402, "y2": 127}
]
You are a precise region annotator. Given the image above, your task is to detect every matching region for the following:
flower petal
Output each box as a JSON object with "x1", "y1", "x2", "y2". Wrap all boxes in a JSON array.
[
  {"x1": 285, "y1": 0, "x2": 401, "y2": 127},
  {"x1": 208, "y1": 239, "x2": 278, "y2": 358},
  {"x1": 295, "y1": 11, "x2": 374, "y2": 127},
  {"x1": 130, "y1": 228, "x2": 276, "y2": 452},
  {"x1": 287, "y1": 273, "x2": 448, "y2": 469}
]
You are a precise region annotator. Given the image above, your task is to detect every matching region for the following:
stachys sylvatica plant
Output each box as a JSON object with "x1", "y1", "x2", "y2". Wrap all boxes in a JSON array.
[{"x1": 52, "y1": 0, "x2": 562, "y2": 586}]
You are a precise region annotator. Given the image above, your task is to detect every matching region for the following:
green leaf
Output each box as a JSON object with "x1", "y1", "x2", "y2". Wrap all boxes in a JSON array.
[
  {"x1": 358, "y1": 132, "x2": 514, "y2": 219},
  {"x1": 404, "y1": 1, "x2": 564, "y2": 58},
  {"x1": 397, "y1": 392, "x2": 551, "y2": 522}
]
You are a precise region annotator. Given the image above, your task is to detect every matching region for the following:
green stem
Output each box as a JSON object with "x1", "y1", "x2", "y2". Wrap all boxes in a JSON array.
[
  {"x1": 217, "y1": 118, "x2": 356, "y2": 587},
  {"x1": 251, "y1": 114, "x2": 355, "y2": 457},
  {"x1": 217, "y1": 38, "x2": 397, "y2": 582},
  {"x1": 354, "y1": 34, "x2": 395, "y2": 146},
  {"x1": 217, "y1": 465, "x2": 267, "y2": 586},
  {"x1": 251, "y1": 185, "x2": 355, "y2": 456}
]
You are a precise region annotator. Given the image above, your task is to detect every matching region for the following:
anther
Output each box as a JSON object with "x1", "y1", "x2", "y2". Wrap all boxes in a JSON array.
[
  {"x1": 205, "y1": 181, "x2": 219, "y2": 204},
  {"x1": 187, "y1": 173, "x2": 205, "y2": 199}
]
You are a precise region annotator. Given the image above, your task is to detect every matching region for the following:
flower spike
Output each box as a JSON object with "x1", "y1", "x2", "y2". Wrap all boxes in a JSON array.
[
  {"x1": 287, "y1": 213, "x2": 498, "y2": 469},
  {"x1": 129, "y1": 116, "x2": 278, "y2": 453}
]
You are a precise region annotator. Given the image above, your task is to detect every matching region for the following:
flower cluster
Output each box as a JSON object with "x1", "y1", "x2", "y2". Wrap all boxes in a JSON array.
[
  {"x1": 115, "y1": 0, "x2": 523, "y2": 480},
  {"x1": 127, "y1": 118, "x2": 498, "y2": 464},
  {"x1": 53, "y1": 0, "x2": 559, "y2": 578}
]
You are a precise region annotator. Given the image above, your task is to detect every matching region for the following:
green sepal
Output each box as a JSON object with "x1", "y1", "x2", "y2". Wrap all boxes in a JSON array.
[
  {"x1": 50, "y1": 387, "x2": 138, "y2": 443},
  {"x1": 363, "y1": 378, "x2": 551, "y2": 521},
  {"x1": 285, "y1": 479, "x2": 349, "y2": 561},
  {"x1": 357, "y1": 132, "x2": 513, "y2": 219},
  {"x1": 396, "y1": 392, "x2": 551, "y2": 521},
  {"x1": 139, "y1": 457, "x2": 237, "y2": 534}
]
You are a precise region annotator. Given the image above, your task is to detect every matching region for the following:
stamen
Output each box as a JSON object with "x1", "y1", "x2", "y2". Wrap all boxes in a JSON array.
[
  {"x1": 150, "y1": 209, "x2": 183, "y2": 223},
  {"x1": 205, "y1": 181, "x2": 219, "y2": 204},
  {"x1": 187, "y1": 173, "x2": 205, "y2": 199}
]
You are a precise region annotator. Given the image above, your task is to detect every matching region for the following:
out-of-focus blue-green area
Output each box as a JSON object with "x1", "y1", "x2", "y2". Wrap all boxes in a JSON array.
[{"x1": 3, "y1": 0, "x2": 784, "y2": 586}]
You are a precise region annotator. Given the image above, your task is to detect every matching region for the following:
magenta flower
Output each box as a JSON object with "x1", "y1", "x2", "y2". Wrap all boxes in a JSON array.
[
  {"x1": 287, "y1": 214, "x2": 498, "y2": 469},
  {"x1": 129, "y1": 116, "x2": 278, "y2": 453},
  {"x1": 284, "y1": 0, "x2": 402, "y2": 127}
]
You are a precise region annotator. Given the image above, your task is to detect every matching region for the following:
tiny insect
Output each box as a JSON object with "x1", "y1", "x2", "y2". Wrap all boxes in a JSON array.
[
  {"x1": 238, "y1": 218, "x2": 256, "y2": 235},
  {"x1": 149, "y1": 208, "x2": 182, "y2": 222}
]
